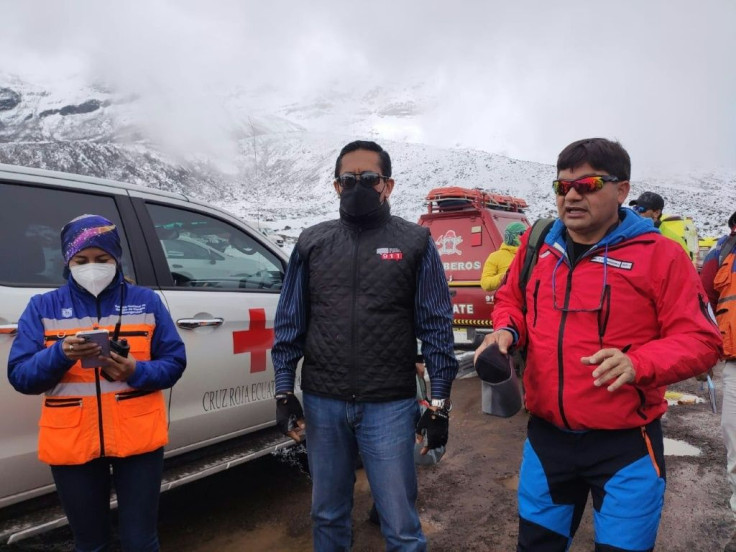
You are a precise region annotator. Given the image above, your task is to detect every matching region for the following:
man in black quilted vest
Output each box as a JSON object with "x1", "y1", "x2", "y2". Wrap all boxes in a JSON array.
[{"x1": 272, "y1": 140, "x2": 458, "y2": 551}]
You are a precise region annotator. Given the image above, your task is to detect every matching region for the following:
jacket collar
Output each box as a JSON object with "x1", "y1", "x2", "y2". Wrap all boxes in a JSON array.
[{"x1": 546, "y1": 207, "x2": 660, "y2": 251}]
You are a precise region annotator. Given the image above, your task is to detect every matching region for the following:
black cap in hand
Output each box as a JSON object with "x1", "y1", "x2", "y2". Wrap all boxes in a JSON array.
[{"x1": 475, "y1": 344, "x2": 513, "y2": 384}]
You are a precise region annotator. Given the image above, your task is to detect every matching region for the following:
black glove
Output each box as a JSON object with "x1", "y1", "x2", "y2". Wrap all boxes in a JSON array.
[
  {"x1": 415, "y1": 407, "x2": 449, "y2": 450},
  {"x1": 275, "y1": 393, "x2": 304, "y2": 436}
]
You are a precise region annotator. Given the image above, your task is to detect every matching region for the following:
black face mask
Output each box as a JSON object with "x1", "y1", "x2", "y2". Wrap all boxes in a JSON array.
[{"x1": 339, "y1": 184, "x2": 384, "y2": 219}]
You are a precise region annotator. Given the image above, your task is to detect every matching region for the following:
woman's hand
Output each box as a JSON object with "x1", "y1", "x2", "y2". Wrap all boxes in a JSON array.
[
  {"x1": 61, "y1": 336, "x2": 101, "y2": 362},
  {"x1": 101, "y1": 352, "x2": 137, "y2": 382}
]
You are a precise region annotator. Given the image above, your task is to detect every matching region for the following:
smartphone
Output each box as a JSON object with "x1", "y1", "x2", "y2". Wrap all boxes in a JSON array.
[{"x1": 76, "y1": 329, "x2": 110, "y2": 368}]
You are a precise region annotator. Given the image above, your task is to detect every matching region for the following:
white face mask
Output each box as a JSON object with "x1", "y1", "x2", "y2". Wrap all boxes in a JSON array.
[{"x1": 70, "y1": 263, "x2": 117, "y2": 297}]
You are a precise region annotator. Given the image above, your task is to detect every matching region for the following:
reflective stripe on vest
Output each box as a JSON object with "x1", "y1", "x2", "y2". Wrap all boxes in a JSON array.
[
  {"x1": 47, "y1": 380, "x2": 131, "y2": 396},
  {"x1": 37, "y1": 323, "x2": 168, "y2": 465},
  {"x1": 41, "y1": 312, "x2": 156, "y2": 332}
]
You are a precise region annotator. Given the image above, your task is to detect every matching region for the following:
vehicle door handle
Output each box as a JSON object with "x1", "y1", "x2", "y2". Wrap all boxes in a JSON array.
[
  {"x1": 0, "y1": 324, "x2": 18, "y2": 336},
  {"x1": 176, "y1": 318, "x2": 224, "y2": 330}
]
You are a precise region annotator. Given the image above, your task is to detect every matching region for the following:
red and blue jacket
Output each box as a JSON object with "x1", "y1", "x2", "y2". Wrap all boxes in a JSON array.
[
  {"x1": 493, "y1": 208, "x2": 722, "y2": 430},
  {"x1": 701, "y1": 231, "x2": 736, "y2": 359}
]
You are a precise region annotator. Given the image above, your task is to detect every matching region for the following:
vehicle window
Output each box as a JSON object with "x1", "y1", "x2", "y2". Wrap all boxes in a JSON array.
[
  {"x1": 0, "y1": 182, "x2": 134, "y2": 286},
  {"x1": 161, "y1": 239, "x2": 225, "y2": 261},
  {"x1": 146, "y1": 203, "x2": 284, "y2": 290}
]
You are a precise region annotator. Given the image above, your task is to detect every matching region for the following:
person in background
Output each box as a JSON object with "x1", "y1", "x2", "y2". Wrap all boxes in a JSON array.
[
  {"x1": 480, "y1": 221, "x2": 527, "y2": 292},
  {"x1": 629, "y1": 191, "x2": 689, "y2": 254},
  {"x1": 701, "y1": 210, "x2": 736, "y2": 551},
  {"x1": 8, "y1": 214, "x2": 186, "y2": 552},
  {"x1": 271, "y1": 140, "x2": 458, "y2": 551},
  {"x1": 475, "y1": 138, "x2": 722, "y2": 551}
]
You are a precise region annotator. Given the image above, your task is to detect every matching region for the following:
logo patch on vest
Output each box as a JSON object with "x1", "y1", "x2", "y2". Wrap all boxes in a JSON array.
[
  {"x1": 121, "y1": 304, "x2": 147, "y2": 315},
  {"x1": 590, "y1": 256, "x2": 633, "y2": 270},
  {"x1": 61, "y1": 308, "x2": 73, "y2": 318},
  {"x1": 377, "y1": 247, "x2": 403, "y2": 261}
]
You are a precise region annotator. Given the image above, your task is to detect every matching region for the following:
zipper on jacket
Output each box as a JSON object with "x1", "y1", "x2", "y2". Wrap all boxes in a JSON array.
[
  {"x1": 115, "y1": 389, "x2": 156, "y2": 401},
  {"x1": 634, "y1": 387, "x2": 648, "y2": 420},
  {"x1": 641, "y1": 426, "x2": 662, "y2": 477},
  {"x1": 93, "y1": 368, "x2": 106, "y2": 456},
  {"x1": 596, "y1": 285, "x2": 612, "y2": 348},
  {"x1": 44, "y1": 397, "x2": 83, "y2": 408},
  {"x1": 556, "y1": 244, "x2": 610, "y2": 428},
  {"x1": 557, "y1": 262, "x2": 573, "y2": 429},
  {"x1": 94, "y1": 297, "x2": 106, "y2": 457},
  {"x1": 350, "y1": 229, "x2": 362, "y2": 400},
  {"x1": 532, "y1": 280, "x2": 541, "y2": 327}
]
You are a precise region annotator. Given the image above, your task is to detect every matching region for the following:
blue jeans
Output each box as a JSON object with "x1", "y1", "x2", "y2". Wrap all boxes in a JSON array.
[
  {"x1": 303, "y1": 392, "x2": 426, "y2": 552},
  {"x1": 51, "y1": 447, "x2": 164, "y2": 552}
]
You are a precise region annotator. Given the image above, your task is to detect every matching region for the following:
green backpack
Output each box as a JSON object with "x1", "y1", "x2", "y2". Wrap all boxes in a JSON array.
[{"x1": 519, "y1": 218, "x2": 555, "y2": 317}]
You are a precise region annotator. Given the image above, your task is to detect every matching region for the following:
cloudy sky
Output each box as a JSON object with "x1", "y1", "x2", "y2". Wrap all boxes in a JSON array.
[{"x1": 1, "y1": 0, "x2": 734, "y2": 174}]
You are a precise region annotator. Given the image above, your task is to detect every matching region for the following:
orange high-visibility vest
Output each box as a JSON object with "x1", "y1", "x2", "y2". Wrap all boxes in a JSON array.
[
  {"x1": 38, "y1": 321, "x2": 167, "y2": 465},
  {"x1": 715, "y1": 251, "x2": 736, "y2": 359}
]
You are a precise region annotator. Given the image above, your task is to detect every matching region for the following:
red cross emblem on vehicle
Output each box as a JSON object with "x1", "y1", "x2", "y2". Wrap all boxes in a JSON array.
[{"x1": 232, "y1": 308, "x2": 274, "y2": 373}]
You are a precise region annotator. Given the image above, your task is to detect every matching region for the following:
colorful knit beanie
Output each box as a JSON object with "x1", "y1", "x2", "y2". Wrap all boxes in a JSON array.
[{"x1": 60, "y1": 214, "x2": 122, "y2": 265}]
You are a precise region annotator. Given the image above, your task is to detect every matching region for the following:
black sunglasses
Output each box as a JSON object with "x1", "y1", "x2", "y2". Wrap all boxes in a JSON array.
[{"x1": 336, "y1": 171, "x2": 389, "y2": 189}]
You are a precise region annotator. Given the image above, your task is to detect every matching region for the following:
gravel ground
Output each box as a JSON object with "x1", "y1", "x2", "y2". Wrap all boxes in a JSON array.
[{"x1": 3, "y1": 367, "x2": 733, "y2": 551}]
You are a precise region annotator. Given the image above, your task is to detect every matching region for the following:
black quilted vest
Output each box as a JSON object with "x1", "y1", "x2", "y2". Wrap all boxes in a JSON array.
[{"x1": 297, "y1": 209, "x2": 430, "y2": 402}]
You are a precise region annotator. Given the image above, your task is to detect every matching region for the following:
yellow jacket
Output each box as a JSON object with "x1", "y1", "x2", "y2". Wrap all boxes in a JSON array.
[
  {"x1": 659, "y1": 220, "x2": 693, "y2": 261},
  {"x1": 480, "y1": 244, "x2": 518, "y2": 291}
]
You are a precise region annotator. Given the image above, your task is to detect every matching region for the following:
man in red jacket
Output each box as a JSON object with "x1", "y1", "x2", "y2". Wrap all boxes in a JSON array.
[{"x1": 475, "y1": 138, "x2": 722, "y2": 552}]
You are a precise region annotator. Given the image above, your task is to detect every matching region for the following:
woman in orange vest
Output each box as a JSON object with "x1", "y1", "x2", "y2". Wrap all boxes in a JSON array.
[{"x1": 8, "y1": 214, "x2": 186, "y2": 552}]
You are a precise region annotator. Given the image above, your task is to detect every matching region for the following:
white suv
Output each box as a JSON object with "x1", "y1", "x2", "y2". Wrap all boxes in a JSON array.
[{"x1": 0, "y1": 163, "x2": 296, "y2": 544}]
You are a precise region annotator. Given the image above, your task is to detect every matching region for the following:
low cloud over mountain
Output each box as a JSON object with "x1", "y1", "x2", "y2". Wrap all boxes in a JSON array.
[{"x1": 1, "y1": 75, "x2": 734, "y2": 244}]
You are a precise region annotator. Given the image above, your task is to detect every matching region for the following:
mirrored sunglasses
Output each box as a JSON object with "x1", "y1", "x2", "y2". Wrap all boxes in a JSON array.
[
  {"x1": 337, "y1": 171, "x2": 388, "y2": 189},
  {"x1": 633, "y1": 205, "x2": 649, "y2": 214},
  {"x1": 552, "y1": 175, "x2": 619, "y2": 196}
]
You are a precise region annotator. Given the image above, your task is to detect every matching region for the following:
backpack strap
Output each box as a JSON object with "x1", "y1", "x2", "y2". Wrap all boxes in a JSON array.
[
  {"x1": 719, "y1": 234, "x2": 736, "y2": 268},
  {"x1": 520, "y1": 217, "x2": 555, "y2": 315}
]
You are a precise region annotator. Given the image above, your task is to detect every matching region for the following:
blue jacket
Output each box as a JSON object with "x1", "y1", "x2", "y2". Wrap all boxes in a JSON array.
[{"x1": 8, "y1": 273, "x2": 186, "y2": 395}]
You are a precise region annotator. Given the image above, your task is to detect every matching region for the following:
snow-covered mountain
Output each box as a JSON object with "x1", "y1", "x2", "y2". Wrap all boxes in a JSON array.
[{"x1": 1, "y1": 75, "x2": 734, "y2": 244}]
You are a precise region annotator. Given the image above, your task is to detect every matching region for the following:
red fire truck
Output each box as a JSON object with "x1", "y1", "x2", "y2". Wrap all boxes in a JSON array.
[{"x1": 418, "y1": 187, "x2": 530, "y2": 348}]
